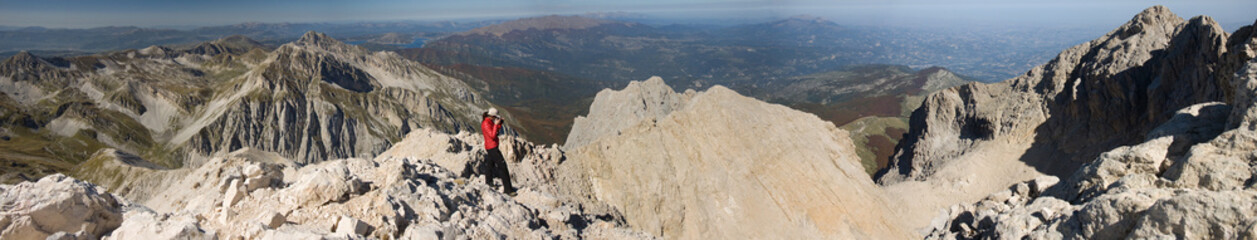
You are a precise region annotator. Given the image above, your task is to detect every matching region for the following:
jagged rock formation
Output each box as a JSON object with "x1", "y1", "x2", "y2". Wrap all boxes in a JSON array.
[
  {"x1": 564, "y1": 77, "x2": 914, "y2": 239},
  {"x1": 925, "y1": 95, "x2": 1256, "y2": 238},
  {"x1": 1, "y1": 129, "x2": 654, "y2": 239},
  {"x1": 0, "y1": 31, "x2": 491, "y2": 181},
  {"x1": 889, "y1": 6, "x2": 1257, "y2": 239},
  {"x1": 882, "y1": 6, "x2": 1247, "y2": 183},
  {"x1": 175, "y1": 31, "x2": 488, "y2": 164},
  {"x1": 874, "y1": 6, "x2": 1257, "y2": 228}
]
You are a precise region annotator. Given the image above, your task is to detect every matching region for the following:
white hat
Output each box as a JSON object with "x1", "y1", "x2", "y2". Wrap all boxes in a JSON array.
[{"x1": 487, "y1": 108, "x2": 498, "y2": 117}]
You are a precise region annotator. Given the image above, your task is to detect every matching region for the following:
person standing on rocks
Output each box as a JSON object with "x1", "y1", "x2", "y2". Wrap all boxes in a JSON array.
[{"x1": 481, "y1": 108, "x2": 515, "y2": 194}]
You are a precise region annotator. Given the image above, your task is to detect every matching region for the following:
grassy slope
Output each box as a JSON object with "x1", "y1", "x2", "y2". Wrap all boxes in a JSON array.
[{"x1": 840, "y1": 116, "x2": 909, "y2": 174}]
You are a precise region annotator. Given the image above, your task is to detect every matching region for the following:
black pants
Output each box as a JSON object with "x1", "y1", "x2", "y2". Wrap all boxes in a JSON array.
[{"x1": 485, "y1": 148, "x2": 515, "y2": 193}]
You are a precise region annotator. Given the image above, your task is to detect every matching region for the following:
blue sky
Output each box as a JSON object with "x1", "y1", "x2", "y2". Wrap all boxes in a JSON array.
[{"x1": 0, "y1": 0, "x2": 1253, "y2": 29}]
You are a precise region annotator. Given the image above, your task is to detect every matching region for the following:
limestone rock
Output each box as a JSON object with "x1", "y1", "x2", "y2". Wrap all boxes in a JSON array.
[
  {"x1": 222, "y1": 179, "x2": 245, "y2": 209},
  {"x1": 566, "y1": 77, "x2": 913, "y2": 239},
  {"x1": 257, "y1": 211, "x2": 286, "y2": 229},
  {"x1": 104, "y1": 208, "x2": 214, "y2": 240},
  {"x1": 399, "y1": 224, "x2": 442, "y2": 240},
  {"x1": 563, "y1": 76, "x2": 690, "y2": 150},
  {"x1": 0, "y1": 174, "x2": 123, "y2": 240},
  {"x1": 3, "y1": 129, "x2": 655, "y2": 239},
  {"x1": 1128, "y1": 190, "x2": 1257, "y2": 239},
  {"x1": 334, "y1": 216, "x2": 370, "y2": 235},
  {"x1": 376, "y1": 128, "x2": 481, "y2": 176}
]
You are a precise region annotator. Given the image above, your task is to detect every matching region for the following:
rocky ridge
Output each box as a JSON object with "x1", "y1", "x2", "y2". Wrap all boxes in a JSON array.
[
  {"x1": 888, "y1": 6, "x2": 1257, "y2": 239},
  {"x1": 1, "y1": 128, "x2": 654, "y2": 239},
  {"x1": 564, "y1": 77, "x2": 914, "y2": 239},
  {"x1": 881, "y1": 6, "x2": 1248, "y2": 184},
  {"x1": 174, "y1": 31, "x2": 490, "y2": 164},
  {"x1": 873, "y1": 9, "x2": 1257, "y2": 229}
]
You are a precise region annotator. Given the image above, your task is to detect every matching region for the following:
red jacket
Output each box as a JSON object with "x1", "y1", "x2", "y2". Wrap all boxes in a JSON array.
[{"x1": 481, "y1": 116, "x2": 501, "y2": 150}]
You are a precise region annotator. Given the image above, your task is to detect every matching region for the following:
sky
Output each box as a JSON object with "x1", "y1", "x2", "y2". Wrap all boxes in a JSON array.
[{"x1": 0, "y1": 0, "x2": 1253, "y2": 29}]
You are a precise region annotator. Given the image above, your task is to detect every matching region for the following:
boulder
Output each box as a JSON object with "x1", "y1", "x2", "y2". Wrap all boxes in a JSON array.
[
  {"x1": 257, "y1": 211, "x2": 286, "y2": 229},
  {"x1": 334, "y1": 216, "x2": 370, "y2": 235},
  {"x1": 222, "y1": 179, "x2": 245, "y2": 209},
  {"x1": 0, "y1": 174, "x2": 123, "y2": 240}
]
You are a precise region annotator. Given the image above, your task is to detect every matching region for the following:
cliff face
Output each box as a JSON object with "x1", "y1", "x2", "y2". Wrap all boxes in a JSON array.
[
  {"x1": 880, "y1": 6, "x2": 1253, "y2": 184},
  {"x1": 565, "y1": 77, "x2": 914, "y2": 239}
]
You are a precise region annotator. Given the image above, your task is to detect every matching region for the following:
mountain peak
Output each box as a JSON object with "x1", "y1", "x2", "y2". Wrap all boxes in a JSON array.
[
  {"x1": 2, "y1": 51, "x2": 44, "y2": 70},
  {"x1": 759, "y1": 15, "x2": 841, "y2": 32},
  {"x1": 1133, "y1": 5, "x2": 1176, "y2": 22},
  {"x1": 9, "y1": 51, "x2": 37, "y2": 62},
  {"x1": 295, "y1": 31, "x2": 341, "y2": 46},
  {"x1": 185, "y1": 35, "x2": 267, "y2": 55},
  {"x1": 784, "y1": 14, "x2": 827, "y2": 23},
  {"x1": 1123, "y1": 5, "x2": 1183, "y2": 31}
]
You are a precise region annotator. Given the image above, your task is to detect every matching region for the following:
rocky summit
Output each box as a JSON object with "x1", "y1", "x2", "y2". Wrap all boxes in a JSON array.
[{"x1": 564, "y1": 77, "x2": 913, "y2": 239}]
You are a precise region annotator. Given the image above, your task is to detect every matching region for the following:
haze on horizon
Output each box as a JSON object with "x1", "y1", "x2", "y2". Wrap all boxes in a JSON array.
[{"x1": 1, "y1": 0, "x2": 1253, "y2": 30}]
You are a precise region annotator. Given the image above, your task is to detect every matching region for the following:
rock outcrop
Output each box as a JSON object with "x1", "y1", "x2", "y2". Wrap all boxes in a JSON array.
[
  {"x1": 565, "y1": 77, "x2": 914, "y2": 239},
  {"x1": 911, "y1": 7, "x2": 1257, "y2": 240},
  {"x1": 563, "y1": 76, "x2": 689, "y2": 150}
]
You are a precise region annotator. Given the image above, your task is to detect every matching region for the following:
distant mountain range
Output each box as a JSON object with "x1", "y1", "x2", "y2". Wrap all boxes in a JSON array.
[
  {"x1": 0, "y1": 21, "x2": 501, "y2": 57},
  {"x1": 412, "y1": 15, "x2": 1093, "y2": 84},
  {"x1": 2, "y1": 15, "x2": 1097, "y2": 82},
  {"x1": 402, "y1": 15, "x2": 981, "y2": 154}
]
